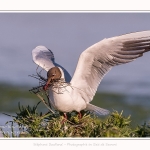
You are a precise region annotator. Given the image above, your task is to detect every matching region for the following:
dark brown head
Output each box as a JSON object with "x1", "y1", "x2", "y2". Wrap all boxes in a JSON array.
[
  {"x1": 43, "y1": 67, "x2": 61, "y2": 90},
  {"x1": 47, "y1": 67, "x2": 61, "y2": 81}
]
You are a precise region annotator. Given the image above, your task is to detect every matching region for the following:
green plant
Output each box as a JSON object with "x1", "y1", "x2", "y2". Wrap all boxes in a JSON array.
[
  {"x1": 135, "y1": 122, "x2": 150, "y2": 137},
  {"x1": 1, "y1": 101, "x2": 150, "y2": 137}
]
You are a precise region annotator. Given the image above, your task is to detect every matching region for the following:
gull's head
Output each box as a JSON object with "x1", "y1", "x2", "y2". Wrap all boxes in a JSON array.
[{"x1": 43, "y1": 67, "x2": 62, "y2": 90}]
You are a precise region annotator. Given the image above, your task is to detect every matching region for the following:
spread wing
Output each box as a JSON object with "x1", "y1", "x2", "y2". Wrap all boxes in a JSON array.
[
  {"x1": 32, "y1": 45, "x2": 55, "y2": 71},
  {"x1": 71, "y1": 31, "x2": 150, "y2": 102},
  {"x1": 32, "y1": 45, "x2": 71, "y2": 82}
]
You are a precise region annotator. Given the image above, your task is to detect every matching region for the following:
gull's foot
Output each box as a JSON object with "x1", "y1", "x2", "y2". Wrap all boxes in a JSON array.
[
  {"x1": 61, "y1": 113, "x2": 67, "y2": 124},
  {"x1": 78, "y1": 112, "x2": 82, "y2": 119}
]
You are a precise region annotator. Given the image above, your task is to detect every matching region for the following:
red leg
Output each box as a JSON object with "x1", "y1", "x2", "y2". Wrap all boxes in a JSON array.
[
  {"x1": 78, "y1": 112, "x2": 82, "y2": 119},
  {"x1": 61, "y1": 113, "x2": 67, "y2": 124},
  {"x1": 64, "y1": 113, "x2": 67, "y2": 119}
]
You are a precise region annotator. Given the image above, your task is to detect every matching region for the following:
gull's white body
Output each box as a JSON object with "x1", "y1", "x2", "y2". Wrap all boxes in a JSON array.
[
  {"x1": 32, "y1": 31, "x2": 150, "y2": 115},
  {"x1": 48, "y1": 84, "x2": 86, "y2": 113}
]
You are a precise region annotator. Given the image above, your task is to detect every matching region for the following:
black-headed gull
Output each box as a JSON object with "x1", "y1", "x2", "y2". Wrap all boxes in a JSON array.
[{"x1": 32, "y1": 30, "x2": 150, "y2": 117}]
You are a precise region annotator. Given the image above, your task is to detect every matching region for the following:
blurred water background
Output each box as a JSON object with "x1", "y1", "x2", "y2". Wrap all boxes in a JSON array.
[{"x1": 0, "y1": 13, "x2": 150, "y2": 136}]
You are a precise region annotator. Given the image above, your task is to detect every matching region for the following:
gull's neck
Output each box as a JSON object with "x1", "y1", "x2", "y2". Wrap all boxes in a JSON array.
[{"x1": 58, "y1": 67, "x2": 65, "y2": 81}]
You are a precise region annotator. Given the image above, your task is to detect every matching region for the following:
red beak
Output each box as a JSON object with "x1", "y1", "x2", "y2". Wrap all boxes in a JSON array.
[{"x1": 43, "y1": 77, "x2": 53, "y2": 90}]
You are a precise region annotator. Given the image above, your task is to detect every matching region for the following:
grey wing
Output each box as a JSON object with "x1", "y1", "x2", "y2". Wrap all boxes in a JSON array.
[
  {"x1": 71, "y1": 30, "x2": 150, "y2": 103},
  {"x1": 32, "y1": 45, "x2": 71, "y2": 82},
  {"x1": 32, "y1": 45, "x2": 55, "y2": 71}
]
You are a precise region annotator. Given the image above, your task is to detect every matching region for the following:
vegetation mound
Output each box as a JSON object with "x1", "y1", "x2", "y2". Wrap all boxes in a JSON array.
[{"x1": 1, "y1": 102, "x2": 150, "y2": 137}]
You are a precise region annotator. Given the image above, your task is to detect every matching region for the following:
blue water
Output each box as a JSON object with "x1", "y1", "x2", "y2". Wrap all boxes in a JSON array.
[{"x1": 0, "y1": 115, "x2": 13, "y2": 137}]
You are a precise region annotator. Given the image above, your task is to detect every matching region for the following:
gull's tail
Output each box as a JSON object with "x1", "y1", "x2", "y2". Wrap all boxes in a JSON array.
[{"x1": 86, "y1": 103, "x2": 110, "y2": 116}]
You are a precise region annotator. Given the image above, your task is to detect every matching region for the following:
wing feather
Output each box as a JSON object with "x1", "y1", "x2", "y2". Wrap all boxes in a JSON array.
[
  {"x1": 71, "y1": 31, "x2": 150, "y2": 102},
  {"x1": 32, "y1": 45, "x2": 55, "y2": 71},
  {"x1": 32, "y1": 45, "x2": 71, "y2": 82}
]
